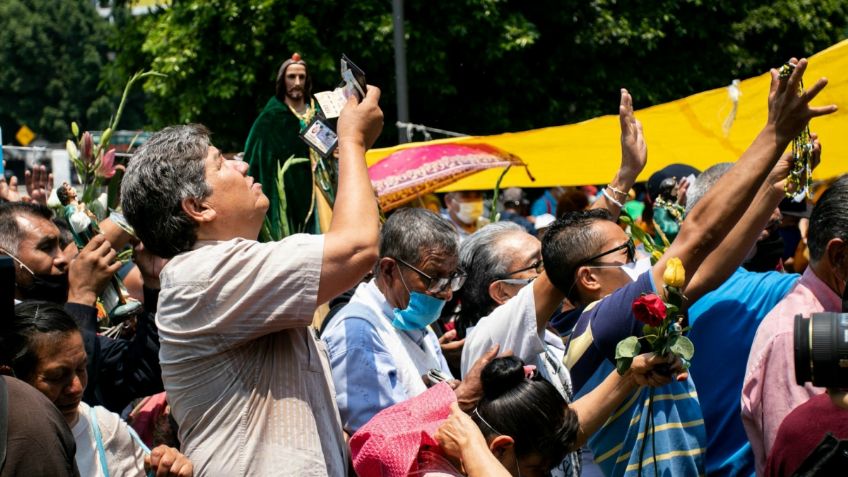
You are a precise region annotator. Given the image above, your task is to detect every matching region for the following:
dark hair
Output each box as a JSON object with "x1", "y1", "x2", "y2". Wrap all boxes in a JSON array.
[
  {"x1": 808, "y1": 176, "x2": 848, "y2": 263},
  {"x1": 1, "y1": 302, "x2": 79, "y2": 381},
  {"x1": 56, "y1": 184, "x2": 72, "y2": 206},
  {"x1": 473, "y1": 356, "x2": 579, "y2": 464},
  {"x1": 455, "y1": 222, "x2": 525, "y2": 338},
  {"x1": 555, "y1": 190, "x2": 590, "y2": 217},
  {"x1": 121, "y1": 124, "x2": 213, "y2": 258},
  {"x1": 0, "y1": 201, "x2": 54, "y2": 255},
  {"x1": 379, "y1": 208, "x2": 459, "y2": 265},
  {"x1": 542, "y1": 209, "x2": 613, "y2": 298},
  {"x1": 52, "y1": 217, "x2": 76, "y2": 249}
]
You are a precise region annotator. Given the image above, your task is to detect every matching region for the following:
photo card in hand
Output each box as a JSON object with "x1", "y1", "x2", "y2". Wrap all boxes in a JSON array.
[
  {"x1": 300, "y1": 115, "x2": 338, "y2": 158},
  {"x1": 340, "y1": 54, "x2": 366, "y2": 100}
]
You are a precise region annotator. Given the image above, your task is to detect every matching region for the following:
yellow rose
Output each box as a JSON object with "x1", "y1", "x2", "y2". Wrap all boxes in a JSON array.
[{"x1": 663, "y1": 257, "x2": 686, "y2": 288}]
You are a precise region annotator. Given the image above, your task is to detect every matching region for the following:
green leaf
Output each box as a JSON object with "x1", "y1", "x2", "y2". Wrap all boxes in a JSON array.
[
  {"x1": 615, "y1": 336, "x2": 641, "y2": 359},
  {"x1": 616, "y1": 357, "x2": 633, "y2": 375},
  {"x1": 671, "y1": 335, "x2": 695, "y2": 360}
]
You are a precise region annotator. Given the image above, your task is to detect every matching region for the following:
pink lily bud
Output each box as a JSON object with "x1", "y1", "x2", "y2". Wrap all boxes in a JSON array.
[{"x1": 81, "y1": 131, "x2": 94, "y2": 164}]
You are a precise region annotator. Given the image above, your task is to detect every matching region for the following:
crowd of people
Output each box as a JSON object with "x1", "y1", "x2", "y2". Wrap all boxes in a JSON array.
[{"x1": 0, "y1": 54, "x2": 844, "y2": 477}]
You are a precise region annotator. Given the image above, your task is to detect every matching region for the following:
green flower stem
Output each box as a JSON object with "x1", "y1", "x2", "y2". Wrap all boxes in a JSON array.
[{"x1": 490, "y1": 164, "x2": 513, "y2": 223}]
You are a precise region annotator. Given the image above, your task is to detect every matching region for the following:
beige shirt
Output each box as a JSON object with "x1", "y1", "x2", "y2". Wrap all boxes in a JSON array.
[{"x1": 156, "y1": 235, "x2": 346, "y2": 476}]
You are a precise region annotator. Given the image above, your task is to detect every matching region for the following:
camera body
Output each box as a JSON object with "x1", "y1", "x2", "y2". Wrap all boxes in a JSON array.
[{"x1": 794, "y1": 312, "x2": 848, "y2": 388}]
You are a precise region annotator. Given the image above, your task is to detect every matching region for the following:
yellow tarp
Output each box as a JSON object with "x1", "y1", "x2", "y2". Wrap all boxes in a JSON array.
[{"x1": 367, "y1": 39, "x2": 848, "y2": 191}]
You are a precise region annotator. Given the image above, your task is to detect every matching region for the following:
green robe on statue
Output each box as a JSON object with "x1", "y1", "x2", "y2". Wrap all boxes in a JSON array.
[{"x1": 244, "y1": 96, "x2": 319, "y2": 239}]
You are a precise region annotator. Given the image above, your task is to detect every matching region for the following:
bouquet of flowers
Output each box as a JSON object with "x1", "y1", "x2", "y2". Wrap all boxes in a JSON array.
[
  {"x1": 65, "y1": 70, "x2": 164, "y2": 216},
  {"x1": 614, "y1": 257, "x2": 694, "y2": 375},
  {"x1": 60, "y1": 70, "x2": 163, "y2": 325}
]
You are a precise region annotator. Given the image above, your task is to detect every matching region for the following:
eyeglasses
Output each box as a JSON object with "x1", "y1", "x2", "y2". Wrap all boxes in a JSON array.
[
  {"x1": 495, "y1": 277, "x2": 537, "y2": 287},
  {"x1": 394, "y1": 257, "x2": 468, "y2": 294},
  {"x1": 579, "y1": 238, "x2": 635, "y2": 266},
  {"x1": 504, "y1": 259, "x2": 544, "y2": 278}
]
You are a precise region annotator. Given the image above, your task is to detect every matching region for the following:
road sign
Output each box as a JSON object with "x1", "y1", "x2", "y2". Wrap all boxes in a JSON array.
[{"x1": 15, "y1": 125, "x2": 35, "y2": 146}]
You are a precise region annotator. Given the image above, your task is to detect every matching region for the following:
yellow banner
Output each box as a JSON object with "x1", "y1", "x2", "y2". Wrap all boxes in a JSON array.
[{"x1": 367, "y1": 39, "x2": 848, "y2": 191}]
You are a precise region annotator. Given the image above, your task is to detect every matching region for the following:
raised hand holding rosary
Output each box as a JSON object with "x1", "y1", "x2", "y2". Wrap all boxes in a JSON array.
[{"x1": 779, "y1": 62, "x2": 814, "y2": 199}]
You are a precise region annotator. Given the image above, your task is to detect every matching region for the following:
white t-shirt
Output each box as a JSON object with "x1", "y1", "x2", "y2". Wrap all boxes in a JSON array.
[
  {"x1": 156, "y1": 235, "x2": 346, "y2": 476},
  {"x1": 72, "y1": 401, "x2": 147, "y2": 477},
  {"x1": 460, "y1": 283, "x2": 570, "y2": 396}
]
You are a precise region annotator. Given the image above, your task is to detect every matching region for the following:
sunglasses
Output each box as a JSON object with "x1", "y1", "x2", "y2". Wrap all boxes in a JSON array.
[
  {"x1": 395, "y1": 257, "x2": 468, "y2": 294},
  {"x1": 579, "y1": 238, "x2": 636, "y2": 266}
]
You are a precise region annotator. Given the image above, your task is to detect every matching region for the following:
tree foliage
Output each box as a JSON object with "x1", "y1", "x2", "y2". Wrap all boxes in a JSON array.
[
  {"x1": 4, "y1": 1, "x2": 843, "y2": 155},
  {"x1": 0, "y1": 0, "x2": 113, "y2": 143}
]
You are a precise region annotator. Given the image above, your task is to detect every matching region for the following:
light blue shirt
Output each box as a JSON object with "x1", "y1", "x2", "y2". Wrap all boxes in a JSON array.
[
  {"x1": 322, "y1": 280, "x2": 453, "y2": 433},
  {"x1": 688, "y1": 267, "x2": 798, "y2": 477},
  {"x1": 531, "y1": 190, "x2": 557, "y2": 216}
]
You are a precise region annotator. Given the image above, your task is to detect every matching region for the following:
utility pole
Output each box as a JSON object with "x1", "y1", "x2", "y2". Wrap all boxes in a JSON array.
[{"x1": 392, "y1": 0, "x2": 410, "y2": 143}]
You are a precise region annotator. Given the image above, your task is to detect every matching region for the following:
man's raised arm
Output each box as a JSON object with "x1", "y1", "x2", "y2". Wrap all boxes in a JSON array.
[
  {"x1": 531, "y1": 88, "x2": 647, "y2": 333},
  {"x1": 654, "y1": 58, "x2": 836, "y2": 297},
  {"x1": 591, "y1": 88, "x2": 647, "y2": 220},
  {"x1": 686, "y1": 137, "x2": 821, "y2": 302},
  {"x1": 318, "y1": 86, "x2": 384, "y2": 305}
]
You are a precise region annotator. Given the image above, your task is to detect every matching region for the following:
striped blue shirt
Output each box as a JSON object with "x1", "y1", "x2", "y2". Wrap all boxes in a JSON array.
[{"x1": 564, "y1": 272, "x2": 706, "y2": 477}]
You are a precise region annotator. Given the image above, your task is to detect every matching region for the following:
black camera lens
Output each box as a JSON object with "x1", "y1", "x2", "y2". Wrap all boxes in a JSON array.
[{"x1": 794, "y1": 312, "x2": 848, "y2": 388}]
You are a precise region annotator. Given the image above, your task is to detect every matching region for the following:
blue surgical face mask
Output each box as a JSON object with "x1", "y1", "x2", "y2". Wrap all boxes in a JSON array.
[{"x1": 392, "y1": 269, "x2": 446, "y2": 331}]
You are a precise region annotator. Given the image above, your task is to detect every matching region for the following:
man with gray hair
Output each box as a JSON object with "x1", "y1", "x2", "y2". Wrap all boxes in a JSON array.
[
  {"x1": 121, "y1": 87, "x2": 384, "y2": 476},
  {"x1": 322, "y1": 207, "x2": 465, "y2": 433}
]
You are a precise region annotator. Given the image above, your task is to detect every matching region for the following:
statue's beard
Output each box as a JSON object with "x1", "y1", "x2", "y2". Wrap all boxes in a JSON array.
[{"x1": 287, "y1": 87, "x2": 304, "y2": 101}]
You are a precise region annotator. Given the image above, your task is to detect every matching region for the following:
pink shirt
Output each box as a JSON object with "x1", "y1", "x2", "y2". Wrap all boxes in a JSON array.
[{"x1": 741, "y1": 267, "x2": 841, "y2": 476}]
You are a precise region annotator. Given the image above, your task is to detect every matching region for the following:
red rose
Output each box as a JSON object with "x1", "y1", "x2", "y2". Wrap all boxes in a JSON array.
[{"x1": 632, "y1": 293, "x2": 667, "y2": 327}]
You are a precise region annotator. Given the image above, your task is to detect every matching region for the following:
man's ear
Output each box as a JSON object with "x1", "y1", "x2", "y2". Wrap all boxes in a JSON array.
[
  {"x1": 488, "y1": 280, "x2": 512, "y2": 306},
  {"x1": 826, "y1": 238, "x2": 848, "y2": 270},
  {"x1": 181, "y1": 197, "x2": 216, "y2": 224},
  {"x1": 378, "y1": 257, "x2": 396, "y2": 279},
  {"x1": 575, "y1": 266, "x2": 602, "y2": 296}
]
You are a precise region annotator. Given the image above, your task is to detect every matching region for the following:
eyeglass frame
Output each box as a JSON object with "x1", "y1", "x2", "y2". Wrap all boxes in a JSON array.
[
  {"x1": 565, "y1": 238, "x2": 636, "y2": 300},
  {"x1": 495, "y1": 276, "x2": 537, "y2": 287},
  {"x1": 502, "y1": 258, "x2": 544, "y2": 278},
  {"x1": 393, "y1": 257, "x2": 468, "y2": 294},
  {"x1": 577, "y1": 238, "x2": 636, "y2": 267}
]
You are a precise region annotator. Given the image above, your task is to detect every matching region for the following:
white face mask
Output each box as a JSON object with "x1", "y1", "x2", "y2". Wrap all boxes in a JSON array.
[
  {"x1": 455, "y1": 200, "x2": 484, "y2": 225},
  {"x1": 620, "y1": 256, "x2": 652, "y2": 282}
]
